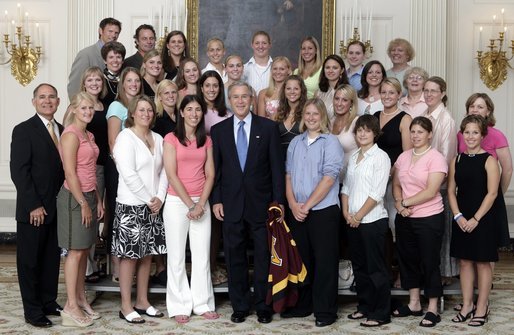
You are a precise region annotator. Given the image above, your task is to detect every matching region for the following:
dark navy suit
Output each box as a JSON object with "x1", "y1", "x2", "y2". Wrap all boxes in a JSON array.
[{"x1": 211, "y1": 114, "x2": 285, "y2": 313}]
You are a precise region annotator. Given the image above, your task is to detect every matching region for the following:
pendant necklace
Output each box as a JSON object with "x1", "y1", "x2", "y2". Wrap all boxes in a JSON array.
[{"x1": 467, "y1": 148, "x2": 481, "y2": 157}]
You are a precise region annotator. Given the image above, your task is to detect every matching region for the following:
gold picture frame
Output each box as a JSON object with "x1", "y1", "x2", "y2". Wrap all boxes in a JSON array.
[{"x1": 187, "y1": 0, "x2": 335, "y2": 68}]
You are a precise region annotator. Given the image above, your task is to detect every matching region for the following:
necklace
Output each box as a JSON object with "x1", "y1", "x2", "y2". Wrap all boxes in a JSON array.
[
  {"x1": 133, "y1": 129, "x2": 152, "y2": 149},
  {"x1": 466, "y1": 148, "x2": 481, "y2": 157},
  {"x1": 106, "y1": 79, "x2": 117, "y2": 96},
  {"x1": 382, "y1": 108, "x2": 400, "y2": 116},
  {"x1": 332, "y1": 115, "x2": 348, "y2": 135},
  {"x1": 413, "y1": 145, "x2": 431, "y2": 156}
]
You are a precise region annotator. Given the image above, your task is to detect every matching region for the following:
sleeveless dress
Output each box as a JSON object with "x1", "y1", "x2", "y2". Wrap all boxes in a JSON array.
[
  {"x1": 374, "y1": 111, "x2": 408, "y2": 231},
  {"x1": 374, "y1": 111, "x2": 407, "y2": 165},
  {"x1": 279, "y1": 121, "x2": 301, "y2": 161},
  {"x1": 450, "y1": 153, "x2": 500, "y2": 262}
]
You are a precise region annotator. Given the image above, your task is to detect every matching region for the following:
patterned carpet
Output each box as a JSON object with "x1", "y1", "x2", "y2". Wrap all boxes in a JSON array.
[{"x1": 1, "y1": 248, "x2": 514, "y2": 334}]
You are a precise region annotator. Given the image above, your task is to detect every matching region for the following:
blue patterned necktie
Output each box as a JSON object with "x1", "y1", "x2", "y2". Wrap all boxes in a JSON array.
[{"x1": 236, "y1": 120, "x2": 248, "y2": 170}]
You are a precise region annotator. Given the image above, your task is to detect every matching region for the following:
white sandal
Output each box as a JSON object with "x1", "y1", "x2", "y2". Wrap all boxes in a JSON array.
[
  {"x1": 119, "y1": 310, "x2": 145, "y2": 324},
  {"x1": 133, "y1": 305, "x2": 164, "y2": 318}
]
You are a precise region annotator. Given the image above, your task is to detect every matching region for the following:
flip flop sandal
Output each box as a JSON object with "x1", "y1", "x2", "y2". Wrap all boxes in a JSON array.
[{"x1": 360, "y1": 319, "x2": 391, "y2": 327}]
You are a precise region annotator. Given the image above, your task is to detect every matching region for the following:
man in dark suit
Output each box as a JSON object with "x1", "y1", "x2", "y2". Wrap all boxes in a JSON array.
[
  {"x1": 211, "y1": 81, "x2": 285, "y2": 324},
  {"x1": 10, "y1": 83, "x2": 65, "y2": 327}
]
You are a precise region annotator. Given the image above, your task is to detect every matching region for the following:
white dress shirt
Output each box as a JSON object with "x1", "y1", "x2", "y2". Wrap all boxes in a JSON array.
[{"x1": 341, "y1": 144, "x2": 391, "y2": 223}]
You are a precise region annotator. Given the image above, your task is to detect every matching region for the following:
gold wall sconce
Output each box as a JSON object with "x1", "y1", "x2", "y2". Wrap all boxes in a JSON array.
[
  {"x1": 476, "y1": 9, "x2": 513, "y2": 91},
  {"x1": 340, "y1": 27, "x2": 374, "y2": 59},
  {"x1": 338, "y1": 3, "x2": 374, "y2": 59},
  {"x1": 1, "y1": 4, "x2": 42, "y2": 87}
]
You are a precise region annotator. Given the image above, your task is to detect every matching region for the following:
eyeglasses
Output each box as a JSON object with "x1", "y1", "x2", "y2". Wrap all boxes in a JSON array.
[
  {"x1": 423, "y1": 89, "x2": 441, "y2": 95},
  {"x1": 408, "y1": 75, "x2": 423, "y2": 81}
]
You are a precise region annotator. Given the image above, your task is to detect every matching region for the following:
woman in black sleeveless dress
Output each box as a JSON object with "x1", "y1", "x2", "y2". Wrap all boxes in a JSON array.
[
  {"x1": 448, "y1": 115, "x2": 502, "y2": 327},
  {"x1": 374, "y1": 77, "x2": 412, "y2": 287}
]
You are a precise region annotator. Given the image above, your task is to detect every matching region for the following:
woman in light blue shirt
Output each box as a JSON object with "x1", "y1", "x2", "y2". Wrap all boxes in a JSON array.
[{"x1": 283, "y1": 98, "x2": 343, "y2": 327}]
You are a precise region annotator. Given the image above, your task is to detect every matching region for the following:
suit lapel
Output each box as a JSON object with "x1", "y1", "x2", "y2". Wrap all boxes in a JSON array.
[
  {"x1": 244, "y1": 115, "x2": 262, "y2": 172},
  {"x1": 225, "y1": 116, "x2": 240, "y2": 164},
  {"x1": 30, "y1": 115, "x2": 60, "y2": 156}
]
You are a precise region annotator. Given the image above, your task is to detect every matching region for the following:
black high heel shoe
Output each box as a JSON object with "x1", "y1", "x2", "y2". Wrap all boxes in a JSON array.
[
  {"x1": 452, "y1": 306, "x2": 475, "y2": 323},
  {"x1": 468, "y1": 309, "x2": 489, "y2": 327}
]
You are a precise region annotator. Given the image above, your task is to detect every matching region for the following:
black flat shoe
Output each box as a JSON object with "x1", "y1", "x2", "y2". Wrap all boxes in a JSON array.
[
  {"x1": 25, "y1": 315, "x2": 52, "y2": 327},
  {"x1": 315, "y1": 319, "x2": 336, "y2": 327},
  {"x1": 257, "y1": 310, "x2": 272, "y2": 323},
  {"x1": 392, "y1": 305, "x2": 423, "y2": 317},
  {"x1": 85, "y1": 272, "x2": 100, "y2": 283},
  {"x1": 360, "y1": 319, "x2": 391, "y2": 327},
  {"x1": 43, "y1": 304, "x2": 63, "y2": 316},
  {"x1": 419, "y1": 312, "x2": 441, "y2": 327},
  {"x1": 230, "y1": 311, "x2": 249, "y2": 323}
]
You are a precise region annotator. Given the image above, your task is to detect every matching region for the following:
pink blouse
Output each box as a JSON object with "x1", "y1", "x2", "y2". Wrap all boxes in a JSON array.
[
  {"x1": 394, "y1": 148, "x2": 448, "y2": 218},
  {"x1": 164, "y1": 133, "x2": 212, "y2": 196},
  {"x1": 61, "y1": 124, "x2": 99, "y2": 192}
]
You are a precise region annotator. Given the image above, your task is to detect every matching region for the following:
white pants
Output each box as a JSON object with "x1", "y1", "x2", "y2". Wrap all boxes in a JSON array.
[{"x1": 163, "y1": 195, "x2": 215, "y2": 316}]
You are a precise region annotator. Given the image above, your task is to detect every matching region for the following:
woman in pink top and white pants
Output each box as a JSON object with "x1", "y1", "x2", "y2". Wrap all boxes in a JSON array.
[{"x1": 163, "y1": 95, "x2": 218, "y2": 323}]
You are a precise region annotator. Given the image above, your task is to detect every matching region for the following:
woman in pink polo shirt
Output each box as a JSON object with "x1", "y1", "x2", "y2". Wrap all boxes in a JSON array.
[
  {"x1": 391, "y1": 116, "x2": 448, "y2": 328},
  {"x1": 162, "y1": 95, "x2": 218, "y2": 324}
]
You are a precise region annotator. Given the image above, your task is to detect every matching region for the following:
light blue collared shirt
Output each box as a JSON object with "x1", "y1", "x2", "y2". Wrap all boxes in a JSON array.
[
  {"x1": 286, "y1": 132, "x2": 343, "y2": 210},
  {"x1": 348, "y1": 66, "x2": 363, "y2": 92},
  {"x1": 233, "y1": 112, "x2": 252, "y2": 144}
]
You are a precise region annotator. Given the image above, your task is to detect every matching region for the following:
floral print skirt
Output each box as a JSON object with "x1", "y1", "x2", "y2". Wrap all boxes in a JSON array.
[{"x1": 111, "y1": 202, "x2": 167, "y2": 259}]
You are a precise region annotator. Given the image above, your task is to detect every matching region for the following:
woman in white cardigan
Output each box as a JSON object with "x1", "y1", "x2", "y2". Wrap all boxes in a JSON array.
[{"x1": 112, "y1": 95, "x2": 168, "y2": 324}]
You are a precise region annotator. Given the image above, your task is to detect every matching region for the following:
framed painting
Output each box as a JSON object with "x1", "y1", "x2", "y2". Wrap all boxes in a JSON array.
[{"x1": 187, "y1": 0, "x2": 335, "y2": 69}]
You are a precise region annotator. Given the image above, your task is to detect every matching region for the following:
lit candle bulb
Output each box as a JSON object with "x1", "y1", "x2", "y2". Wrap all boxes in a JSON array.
[
  {"x1": 36, "y1": 22, "x2": 39, "y2": 46},
  {"x1": 11, "y1": 19, "x2": 15, "y2": 43},
  {"x1": 17, "y1": 3, "x2": 21, "y2": 23},
  {"x1": 479, "y1": 26, "x2": 482, "y2": 48},
  {"x1": 4, "y1": 10, "x2": 7, "y2": 36},
  {"x1": 492, "y1": 15, "x2": 497, "y2": 38},
  {"x1": 501, "y1": 8, "x2": 505, "y2": 29}
]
